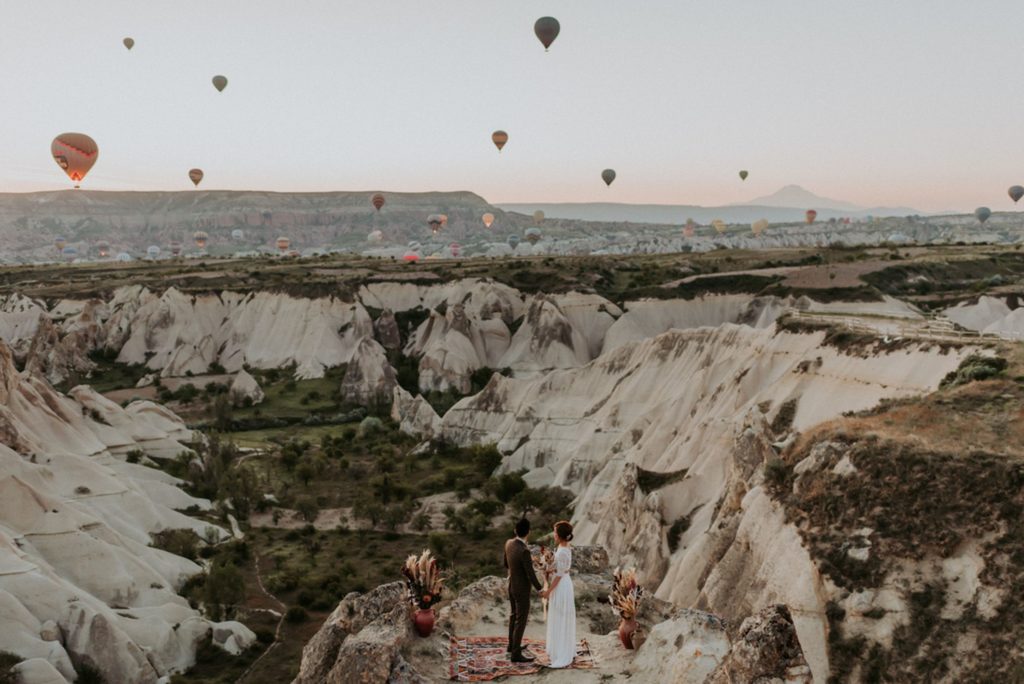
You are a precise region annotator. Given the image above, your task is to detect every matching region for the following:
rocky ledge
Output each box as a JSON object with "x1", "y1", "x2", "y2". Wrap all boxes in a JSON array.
[{"x1": 293, "y1": 546, "x2": 811, "y2": 683}]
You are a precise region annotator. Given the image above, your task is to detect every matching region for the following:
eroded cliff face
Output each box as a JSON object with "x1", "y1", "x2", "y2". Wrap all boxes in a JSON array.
[
  {"x1": 0, "y1": 340, "x2": 253, "y2": 683},
  {"x1": 438, "y1": 325, "x2": 969, "y2": 681}
]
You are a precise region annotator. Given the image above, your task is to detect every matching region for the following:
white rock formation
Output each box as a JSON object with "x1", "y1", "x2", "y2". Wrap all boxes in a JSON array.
[
  {"x1": 0, "y1": 339, "x2": 254, "y2": 683},
  {"x1": 944, "y1": 295, "x2": 1024, "y2": 340},
  {"x1": 440, "y1": 324, "x2": 969, "y2": 680},
  {"x1": 229, "y1": 369, "x2": 265, "y2": 406}
]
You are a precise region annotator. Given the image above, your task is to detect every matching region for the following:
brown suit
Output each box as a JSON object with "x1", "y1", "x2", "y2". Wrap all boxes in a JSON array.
[{"x1": 504, "y1": 537, "x2": 543, "y2": 656}]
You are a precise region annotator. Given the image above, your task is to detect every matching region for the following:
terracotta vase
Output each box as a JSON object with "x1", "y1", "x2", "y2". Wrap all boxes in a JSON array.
[
  {"x1": 618, "y1": 617, "x2": 638, "y2": 649},
  {"x1": 413, "y1": 608, "x2": 435, "y2": 638}
]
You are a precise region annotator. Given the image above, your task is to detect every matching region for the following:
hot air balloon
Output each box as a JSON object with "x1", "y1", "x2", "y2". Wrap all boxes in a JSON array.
[
  {"x1": 449, "y1": 242, "x2": 461, "y2": 258},
  {"x1": 123, "y1": 37, "x2": 135, "y2": 51},
  {"x1": 276, "y1": 236, "x2": 291, "y2": 253},
  {"x1": 534, "y1": 17, "x2": 560, "y2": 51},
  {"x1": 54, "y1": 236, "x2": 67, "y2": 251},
  {"x1": 751, "y1": 219, "x2": 769, "y2": 236},
  {"x1": 482, "y1": 213, "x2": 495, "y2": 229},
  {"x1": 440, "y1": 214, "x2": 449, "y2": 228},
  {"x1": 367, "y1": 230, "x2": 383, "y2": 242},
  {"x1": 116, "y1": 252, "x2": 132, "y2": 263},
  {"x1": 62, "y1": 246, "x2": 78, "y2": 261},
  {"x1": 525, "y1": 227, "x2": 542, "y2": 245},
  {"x1": 492, "y1": 130, "x2": 508, "y2": 152},
  {"x1": 683, "y1": 219, "x2": 696, "y2": 238},
  {"x1": 51, "y1": 133, "x2": 98, "y2": 187},
  {"x1": 403, "y1": 251, "x2": 420, "y2": 263},
  {"x1": 1010, "y1": 186, "x2": 1024, "y2": 204},
  {"x1": 508, "y1": 235, "x2": 521, "y2": 249},
  {"x1": 427, "y1": 214, "x2": 444, "y2": 235},
  {"x1": 711, "y1": 219, "x2": 726, "y2": 234},
  {"x1": 602, "y1": 169, "x2": 616, "y2": 186},
  {"x1": 231, "y1": 229, "x2": 244, "y2": 241},
  {"x1": 96, "y1": 241, "x2": 111, "y2": 258},
  {"x1": 371, "y1": 193, "x2": 385, "y2": 212},
  {"x1": 805, "y1": 210, "x2": 817, "y2": 224},
  {"x1": 408, "y1": 240, "x2": 421, "y2": 251},
  {"x1": 193, "y1": 231, "x2": 209, "y2": 250},
  {"x1": 147, "y1": 245, "x2": 160, "y2": 259},
  {"x1": 188, "y1": 168, "x2": 204, "y2": 187},
  {"x1": 975, "y1": 207, "x2": 992, "y2": 224},
  {"x1": 739, "y1": 170, "x2": 749, "y2": 181},
  {"x1": 533, "y1": 210, "x2": 545, "y2": 224},
  {"x1": 212, "y1": 75, "x2": 228, "y2": 92}
]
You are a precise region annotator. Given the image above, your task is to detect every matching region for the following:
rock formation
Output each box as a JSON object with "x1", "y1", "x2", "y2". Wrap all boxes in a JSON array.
[
  {"x1": 0, "y1": 339, "x2": 254, "y2": 682},
  {"x1": 294, "y1": 546, "x2": 813, "y2": 683},
  {"x1": 229, "y1": 369, "x2": 265, "y2": 406}
]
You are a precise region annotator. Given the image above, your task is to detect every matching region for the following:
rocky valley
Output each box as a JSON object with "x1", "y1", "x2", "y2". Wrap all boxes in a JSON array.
[{"x1": 0, "y1": 245, "x2": 1021, "y2": 683}]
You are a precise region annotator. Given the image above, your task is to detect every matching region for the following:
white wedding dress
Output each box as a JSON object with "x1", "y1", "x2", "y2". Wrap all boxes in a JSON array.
[{"x1": 545, "y1": 545, "x2": 576, "y2": 668}]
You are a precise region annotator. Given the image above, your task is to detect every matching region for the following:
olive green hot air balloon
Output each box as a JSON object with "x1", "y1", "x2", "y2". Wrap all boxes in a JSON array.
[
  {"x1": 533, "y1": 210, "x2": 545, "y2": 224},
  {"x1": 188, "y1": 168, "x2": 204, "y2": 187},
  {"x1": 492, "y1": 130, "x2": 508, "y2": 152},
  {"x1": 1009, "y1": 186, "x2": 1024, "y2": 204},
  {"x1": 534, "y1": 17, "x2": 561, "y2": 51},
  {"x1": 739, "y1": 170, "x2": 749, "y2": 181},
  {"x1": 975, "y1": 207, "x2": 992, "y2": 224},
  {"x1": 602, "y1": 169, "x2": 616, "y2": 186},
  {"x1": 711, "y1": 219, "x2": 726, "y2": 234},
  {"x1": 751, "y1": 219, "x2": 769, "y2": 235},
  {"x1": 123, "y1": 37, "x2": 135, "y2": 51},
  {"x1": 212, "y1": 75, "x2": 228, "y2": 92}
]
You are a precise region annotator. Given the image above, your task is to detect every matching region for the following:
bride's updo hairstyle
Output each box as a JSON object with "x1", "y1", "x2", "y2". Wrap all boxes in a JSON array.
[{"x1": 554, "y1": 521, "x2": 574, "y2": 542}]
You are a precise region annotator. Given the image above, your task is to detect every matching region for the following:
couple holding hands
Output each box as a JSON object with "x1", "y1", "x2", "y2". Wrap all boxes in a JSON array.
[{"x1": 503, "y1": 518, "x2": 577, "y2": 669}]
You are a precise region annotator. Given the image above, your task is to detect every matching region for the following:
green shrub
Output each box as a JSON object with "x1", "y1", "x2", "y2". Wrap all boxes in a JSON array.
[
  {"x1": 285, "y1": 606, "x2": 308, "y2": 623},
  {"x1": 940, "y1": 354, "x2": 1008, "y2": 389}
]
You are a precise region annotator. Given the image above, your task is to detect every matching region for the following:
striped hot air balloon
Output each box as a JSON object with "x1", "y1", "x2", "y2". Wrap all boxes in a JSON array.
[
  {"x1": 52, "y1": 133, "x2": 98, "y2": 187},
  {"x1": 371, "y1": 193, "x2": 385, "y2": 212}
]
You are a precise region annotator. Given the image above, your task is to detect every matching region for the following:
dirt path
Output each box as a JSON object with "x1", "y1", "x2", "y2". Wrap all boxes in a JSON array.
[{"x1": 237, "y1": 552, "x2": 288, "y2": 683}]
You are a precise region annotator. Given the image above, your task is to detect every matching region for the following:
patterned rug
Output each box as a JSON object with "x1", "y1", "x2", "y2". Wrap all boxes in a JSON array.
[{"x1": 449, "y1": 636, "x2": 596, "y2": 681}]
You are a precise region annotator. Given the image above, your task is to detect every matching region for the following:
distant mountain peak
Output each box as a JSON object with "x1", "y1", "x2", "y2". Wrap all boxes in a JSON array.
[{"x1": 740, "y1": 185, "x2": 863, "y2": 211}]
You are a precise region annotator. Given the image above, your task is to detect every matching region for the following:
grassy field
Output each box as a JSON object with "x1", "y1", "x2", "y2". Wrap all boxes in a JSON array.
[{"x1": 4, "y1": 243, "x2": 1018, "y2": 307}]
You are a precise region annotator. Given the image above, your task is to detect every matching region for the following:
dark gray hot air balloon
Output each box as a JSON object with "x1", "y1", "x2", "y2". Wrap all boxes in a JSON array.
[
  {"x1": 975, "y1": 207, "x2": 992, "y2": 224},
  {"x1": 739, "y1": 170, "x2": 749, "y2": 181},
  {"x1": 602, "y1": 169, "x2": 616, "y2": 186},
  {"x1": 212, "y1": 75, "x2": 228, "y2": 92},
  {"x1": 534, "y1": 17, "x2": 560, "y2": 51},
  {"x1": 188, "y1": 169, "x2": 204, "y2": 187},
  {"x1": 123, "y1": 37, "x2": 135, "y2": 51},
  {"x1": 1009, "y1": 186, "x2": 1024, "y2": 204}
]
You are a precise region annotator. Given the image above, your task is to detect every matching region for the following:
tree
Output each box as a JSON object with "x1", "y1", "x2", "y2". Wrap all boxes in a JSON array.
[
  {"x1": 295, "y1": 497, "x2": 320, "y2": 522},
  {"x1": 203, "y1": 561, "x2": 244, "y2": 620},
  {"x1": 211, "y1": 393, "x2": 233, "y2": 432}
]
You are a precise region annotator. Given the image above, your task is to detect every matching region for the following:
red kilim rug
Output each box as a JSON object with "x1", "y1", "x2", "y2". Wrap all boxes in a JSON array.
[{"x1": 449, "y1": 636, "x2": 596, "y2": 681}]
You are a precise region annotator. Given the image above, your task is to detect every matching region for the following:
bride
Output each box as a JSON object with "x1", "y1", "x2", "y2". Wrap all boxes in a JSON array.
[{"x1": 541, "y1": 520, "x2": 576, "y2": 668}]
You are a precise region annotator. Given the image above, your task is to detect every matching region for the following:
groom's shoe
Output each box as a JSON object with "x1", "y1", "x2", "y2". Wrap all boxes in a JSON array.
[{"x1": 511, "y1": 650, "x2": 536, "y2": 663}]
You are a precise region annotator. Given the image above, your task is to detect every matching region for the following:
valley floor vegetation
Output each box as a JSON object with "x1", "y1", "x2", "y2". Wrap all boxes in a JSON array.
[{"x1": 104, "y1": 364, "x2": 573, "y2": 683}]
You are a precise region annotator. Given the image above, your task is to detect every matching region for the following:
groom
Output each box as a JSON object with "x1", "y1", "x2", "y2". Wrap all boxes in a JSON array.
[{"x1": 504, "y1": 518, "x2": 543, "y2": 663}]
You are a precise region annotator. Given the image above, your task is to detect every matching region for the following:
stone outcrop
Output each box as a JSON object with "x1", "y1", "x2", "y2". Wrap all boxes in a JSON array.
[
  {"x1": 296, "y1": 554, "x2": 813, "y2": 684},
  {"x1": 293, "y1": 581, "x2": 414, "y2": 684},
  {"x1": 0, "y1": 338, "x2": 254, "y2": 683},
  {"x1": 341, "y1": 338, "x2": 397, "y2": 405},
  {"x1": 708, "y1": 605, "x2": 813, "y2": 683},
  {"x1": 229, "y1": 369, "x2": 265, "y2": 406}
]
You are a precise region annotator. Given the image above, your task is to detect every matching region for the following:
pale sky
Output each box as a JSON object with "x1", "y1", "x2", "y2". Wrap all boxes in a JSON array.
[{"x1": 1, "y1": 1, "x2": 1022, "y2": 212}]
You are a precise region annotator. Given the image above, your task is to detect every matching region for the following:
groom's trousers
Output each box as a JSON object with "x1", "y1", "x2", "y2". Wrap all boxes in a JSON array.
[{"x1": 508, "y1": 589, "x2": 530, "y2": 655}]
